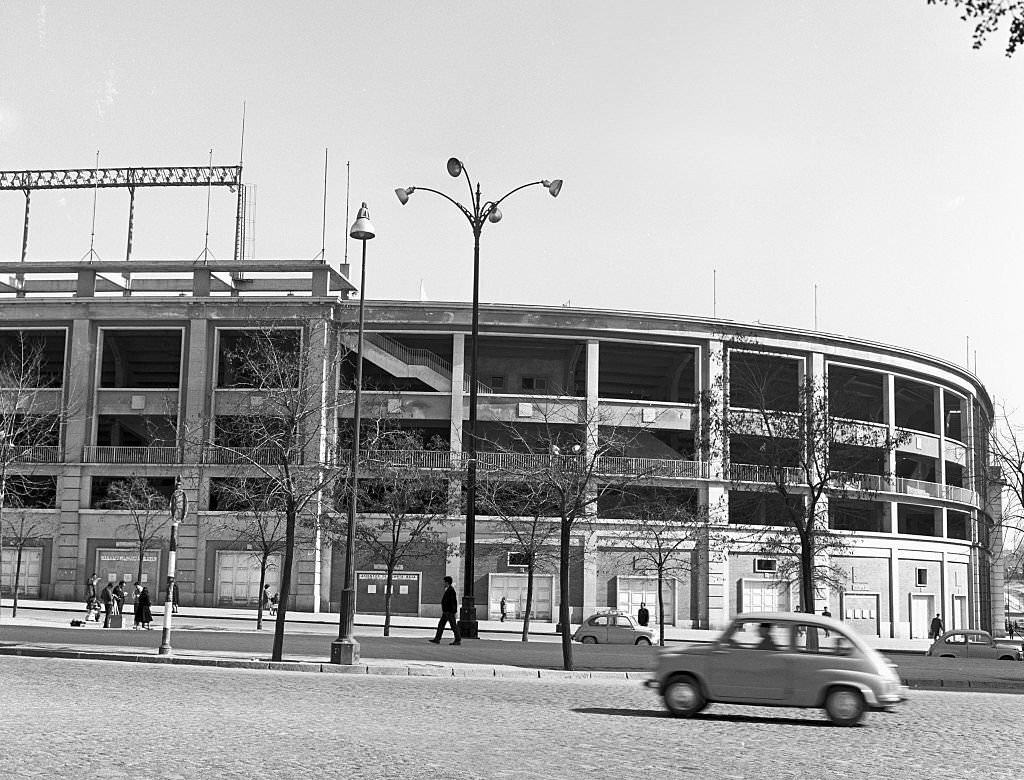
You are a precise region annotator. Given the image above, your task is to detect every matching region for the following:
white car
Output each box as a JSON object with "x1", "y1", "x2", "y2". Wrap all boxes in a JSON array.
[{"x1": 572, "y1": 610, "x2": 655, "y2": 645}]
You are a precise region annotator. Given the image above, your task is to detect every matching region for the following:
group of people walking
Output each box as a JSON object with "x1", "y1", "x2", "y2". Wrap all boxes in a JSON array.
[{"x1": 84, "y1": 573, "x2": 155, "y2": 630}]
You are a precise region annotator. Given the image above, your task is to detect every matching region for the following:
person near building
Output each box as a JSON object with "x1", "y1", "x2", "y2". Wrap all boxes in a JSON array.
[
  {"x1": 269, "y1": 592, "x2": 279, "y2": 616},
  {"x1": 637, "y1": 603, "x2": 650, "y2": 627},
  {"x1": 137, "y1": 587, "x2": 154, "y2": 630},
  {"x1": 429, "y1": 576, "x2": 461, "y2": 646},
  {"x1": 100, "y1": 582, "x2": 115, "y2": 628},
  {"x1": 112, "y1": 581, "x2": 125, "y2": 616},
  {"x1": 500, "y1": 596, "x2": 507, "y2": 622},
  {"x1": 930, "y1": 613, "x2": 944, "y2": 639},
  {"x1": 171, "y1": 581, "x2": 179, "y2": 614},
  {"x1": 262, "y1": 584, "x2": 272, "y2": 615},
  {"x1": 821, "y1": 606, "x2": 832, "y2": 637}
]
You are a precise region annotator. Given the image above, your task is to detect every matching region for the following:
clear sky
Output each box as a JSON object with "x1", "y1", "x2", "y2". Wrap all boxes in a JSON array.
[{"x1": 1, "y1": 2, "x2": 1022, "y2": 410}]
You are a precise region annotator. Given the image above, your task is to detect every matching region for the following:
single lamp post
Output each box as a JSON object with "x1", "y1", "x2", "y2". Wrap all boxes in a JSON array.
[
  {"x1": 331, "y1": 202, "x2": 375, "y2": 665},
  {"x1": 159, "y1": 477, "x2": 188, "y2": 655},
  {"x1": 396, "y1": 159, "x2": 561, "y2": 638}
]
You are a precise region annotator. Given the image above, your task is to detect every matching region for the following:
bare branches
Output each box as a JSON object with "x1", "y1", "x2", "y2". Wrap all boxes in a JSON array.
[{"x1": 928, "y1": 0, "x2": 1024, "y2": 57}]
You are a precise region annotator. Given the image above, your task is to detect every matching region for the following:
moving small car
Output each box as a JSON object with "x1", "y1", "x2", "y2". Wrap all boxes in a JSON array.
[
  {"x1": 925, "y1": 630, "x2": 1023, "y2": 661},
  {"x1": 644, "y1": 612, "x2": 907, "y2": 726},
  {"x1": 573, "y1": 610, "x2": 655, "y2": 645}
]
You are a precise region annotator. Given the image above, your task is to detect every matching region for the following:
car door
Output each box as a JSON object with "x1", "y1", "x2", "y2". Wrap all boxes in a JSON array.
[
  {"x1": 708, "y1": 620, "x2": 791, "y2": 701},
  {"x1": 966, "y1": 633, "x2": 997, "y2": 659},
  {"x1": 585, "y1": 615, "x2": 610, "y2": 643},
  {"x1": 608, "y1": 615, "x2": 636, "y2": 644}
]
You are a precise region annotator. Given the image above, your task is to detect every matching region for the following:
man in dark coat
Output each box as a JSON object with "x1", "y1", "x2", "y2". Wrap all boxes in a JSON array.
[
  {"x1": 429, "y1": 576, "x2": 461, "y2": 645},
  {"x1": 100, "y1": 582, "x2": 115, "y2": 628},
  {"x1": 930, "y1": 613, "x2": 944, "y2": 639},
  {"x1": 637, "y1": 603, "x2": 650, "y2": 627}
]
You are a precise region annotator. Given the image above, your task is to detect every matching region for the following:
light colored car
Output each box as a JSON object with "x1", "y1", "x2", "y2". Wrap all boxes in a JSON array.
[
  {"x1": 644, "y1": 612, "x2": 908, "y2": 726},
  {"x1": 573, "y1": 610, "x2": 655, "y2": 646},
  {"x1": 925, "y1": 630, "x2": 1023, "y2": 661}
]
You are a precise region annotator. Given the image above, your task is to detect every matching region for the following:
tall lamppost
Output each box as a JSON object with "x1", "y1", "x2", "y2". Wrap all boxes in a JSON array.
[
  {"x1": 396, "y1": 159, "x2": 562, "y2": 638},
  {"x1": 330, "y1": 202, "x2": 375, "y2": 665},
  {"x1": 159, "y1": 476, "x2": 187, "y2": 655}
]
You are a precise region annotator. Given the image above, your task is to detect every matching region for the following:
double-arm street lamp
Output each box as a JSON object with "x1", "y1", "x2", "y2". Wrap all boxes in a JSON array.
[
  {"x1": 396, "y1": 158, "x2": 561, "y2": 638},
  {"x1": 331, "y1": 202, "x2": 375, "y2": 665}
]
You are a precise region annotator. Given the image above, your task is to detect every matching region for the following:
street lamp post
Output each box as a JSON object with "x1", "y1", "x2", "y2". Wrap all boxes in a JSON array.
[
  {"x1": 159, "y1": 477, "x2": 188, "y2": 655},
  {"x1": 396, "y1": 159, "x2": 561, "y2": 638},
  {"x1": 331, "y1": 202, "x2": 375, "y2": 665}
]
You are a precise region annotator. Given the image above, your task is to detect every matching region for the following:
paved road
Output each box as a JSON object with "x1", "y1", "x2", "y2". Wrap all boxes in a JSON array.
[
  {"x1": 4, "y1": 620, "x2": 1024, "y2": 687},
  {"x1": 1, "y1": 655, "x2": 1019, "y2": 779}
]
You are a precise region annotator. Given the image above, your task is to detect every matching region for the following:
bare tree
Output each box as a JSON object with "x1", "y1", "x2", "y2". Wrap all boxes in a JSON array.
[
  {"x1": 477, "y1": 405, "x2": 644, "y2": 671},
  {"x1": 0, "y1": 334, "x2": 64, "y2": 619},
  {"x1": 927, "y1": 0, "x2": 1024, "y2": 57},
  {"x1": 476, "y1": 479, "x2": 561, "y2": 642},
  {"x1": 712, "y1": 348, "x2": 908, "y2": 614},
  {"x1": 206, "y1": 320, "x2": 349, "y2": 661},
  {"x1": 103, "y1": 476, "x2": 171, "y2": 586},
  {"x1": 606, "y1": 488, "x2": 707, "y2": 646},
  {"x1": 338, "y1": 428, "x2": 452, "y2": 637},
  {"x1": 210, "y1": 476, "x2": 289, "y2": 631}
]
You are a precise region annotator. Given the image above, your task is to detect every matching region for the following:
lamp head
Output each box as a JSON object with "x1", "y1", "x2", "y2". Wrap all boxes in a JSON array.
[
  {"x1": 394, "y1": 187, "x2": 414, "y2": 205},
  {"x1": 349, "y1": 202, "x2": 376, "y2": 241},
  {"x1": 543, "y1": 179, "x2": 563, "y2": 197},
  {"x1": 487, "y1": 206, "x2": 502, "y2": 224},
  {"x1": 446, "y1": 157, "x2": 463, "y2": 178}
]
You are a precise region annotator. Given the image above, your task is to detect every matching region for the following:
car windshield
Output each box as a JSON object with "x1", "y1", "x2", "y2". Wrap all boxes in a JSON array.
[
  {"x1": 723, "y1": 620, "x2": 791, "y2": 651},
  {"x1": 613, "y1": 615, "x2": 636, "y2": 628}
]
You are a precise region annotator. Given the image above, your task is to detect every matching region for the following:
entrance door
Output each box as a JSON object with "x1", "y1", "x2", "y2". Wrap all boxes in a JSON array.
[
  {"x1": 950, "y1": 595, "x2": 967, "y2": 630},
  {"x1": 616, "y1": 576, "x2": 675, "y2": 626},
  {"x1": 1, "y1": 547, "x2": 42, "y2": 597},
  {"x1": 909, "y1": 593, "x2": 935, "y2": 639},
  {"x1": 488, "y1": 573, "x2": 553, "y2": 621},
  {"x1": 740, "y1": 579, "x2": 782, "y2": 613},
  {"x1": 215, "y1": 551, "x2": 281, "y2": 607}
]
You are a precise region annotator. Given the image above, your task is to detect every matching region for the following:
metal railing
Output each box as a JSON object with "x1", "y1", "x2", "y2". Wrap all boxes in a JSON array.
[
  {"x1": 202, "y1": 446, "x2": 301, "y2": 466},
  {"x1": 83, "y1": 446, "x2": 178, "y2": 464},
  {"x1": 728, "y1": 463, "x2": 806, "y2": 485},
  {"x1": 1, "y1": 445, "x2": 61, "y2": 463},
  {"x1": 596, "y1": 456, "x2": 708, "y2": 480}
]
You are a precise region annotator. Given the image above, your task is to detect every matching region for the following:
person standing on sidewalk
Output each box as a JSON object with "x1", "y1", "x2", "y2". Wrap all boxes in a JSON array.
[
  {"x1": 100, "y1": 582, "x2": 115, "y2": 628},
  {"x1": 138, "y1": 587, "x2": 154, "y2": 629},
  {"x1": 429, "y1": 576, "x2": 461, "y2": 646},
  {"x1": 637, "y1": 603, "x2": 650, "y2": 627},
  {"x1": 113, "y1": 581, "x2": 125, "y2": 616},
  {"x1": 930, "y1": 613, "x2": 944, "y2": 639},
  {"x1": 500, "y1": 596, "x2": 507, "y2": 622}
]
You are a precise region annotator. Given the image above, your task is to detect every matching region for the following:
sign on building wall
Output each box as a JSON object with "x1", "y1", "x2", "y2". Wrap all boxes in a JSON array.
[{"x1": 356, "y1": 571, "x2": 421, "y2": 616}]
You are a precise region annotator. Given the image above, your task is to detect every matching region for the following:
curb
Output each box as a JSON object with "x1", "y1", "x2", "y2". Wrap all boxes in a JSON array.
[{"x1": 3, "y1": 645, "x2": 1023, "y2": 692}]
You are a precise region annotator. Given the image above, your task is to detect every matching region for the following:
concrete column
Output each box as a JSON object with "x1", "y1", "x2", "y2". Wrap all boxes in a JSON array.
[
  {"x1": 889, "y1": 548, "x2": 901, "y2": 638},
  {"x1": 448, "y1": 334, "x2": 465, "y2": 515},
  {"x1": 698, "y1": 484, "x2": 730, "y2": 629},
  {"x1": 936, "y1": 389, "x2": 946, "y2": 489},
  {"x1": 703, "y1": 341, "x2": 726, "y2": 481},
  {"x1": 585, "y1": 340, "x2": 599, "y2": 452},
  {"x1": 884, "y1": 373, "x2": 897, "y2": 489},
  {"x1": 54, "y1": 319, "x2": 96, "y2": 599}
]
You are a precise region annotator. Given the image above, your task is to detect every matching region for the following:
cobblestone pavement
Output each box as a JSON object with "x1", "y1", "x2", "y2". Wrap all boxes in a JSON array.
[{"x1": 2, "y1": 655, "x2": 1020, "y2": 780}]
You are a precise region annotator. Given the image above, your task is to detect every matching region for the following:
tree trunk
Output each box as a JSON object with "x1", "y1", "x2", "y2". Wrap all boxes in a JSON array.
[
  {"x1": 12, "y1": 544, "x2": 23, "y2": 618},
  {"x1": 272, "y1": 504, "x2": 297, "y2": 661},
  {"x1": 136, "y1": 539, "x2": 145, "y2": 588},
  {"x1": 384, "y1": 566, "x2": 394, "y2": 637},
  {"x1": 800, "y1": 525, "x2": 815, "y2": 614},
  {"x1": 656, "y1": 567, "x2": 665, "y2": 647},
  {"x1": 256, "y1": 553, "x2": 268, "y2": 631},
  {"x1": 522, "y1": 559, "x2": 534, "y2": 643},
  {"x1": 559, "y1": 514, "x2": 573, "y2": 671}
]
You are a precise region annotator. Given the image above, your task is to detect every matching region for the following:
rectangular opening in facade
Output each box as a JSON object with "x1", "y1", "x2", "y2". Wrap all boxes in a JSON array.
[
  {"x1": 830, "y1": 443, "x2": 885, "y2": 476},
  {"x1": 100, "y1": 329, "x2": 182, "y2": 388},
  {"x1": 2, "y1": 475, "x2": 58, "y2": 508},
  {"x1": 947, "y1": 510, "x2": 970, "y2": 540},
  {"x1": 96, "y1": 415, "x2": 178, "y2": 447},
  {"x1": 893, "y1": 377, "x2": 935, "y2": 433},
  {"x1": 730, "y1": 434, "x2": 801, "y2": 468},
  {"x1": 897, "y1": 504, "x2": 938, "y2": 537},
  {"x1": 600, "y1": 426, "x2": 696, "y2": 462},
  {"x1": 896, "y1": 453, "x2": 937, "y2": 483},
  {"x1": 598, "y1": 343, "x2": 696, "y2": 403},
  {"x1": 944, "y1": 391, "x2": 964, "y2": 441},
  {"x1": 728, "y1": 490, "x2": 804, "y2": 526},
  {"x1": 598, "y1": 486, "x2": 699, "y2": 519},
  {"x1": 827, "y1": 364, "x2": 884, "y2": 423},
  {"x1": 828, "y1": 498, "x2": 886, "y2": 533},
  {"x1": 944, "y1": 461, "x2": 964, "y2": 488},
  {"x1": 473, "y1": 336, "x2": 588, "y2": 397},
  {"x1": 0, "y1": 329, "x2": 66, "y2": 386},
  {"x1": 217, "y1": 328, "x2": 301, "y2": 388},
  {"x1": 90, "y1": 476, "x2": 177, "y2": 509},
  {"x1": 729, "y1": 351, "x2": 799, "y2": 412}
]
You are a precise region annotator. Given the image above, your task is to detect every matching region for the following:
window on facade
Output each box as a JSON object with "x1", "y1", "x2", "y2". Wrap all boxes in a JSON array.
[
  {"x1": 947, "y1": 511, "x2": 970, "y2": 540},
  {"x1": 754, "y1": 559, "x2": 777, "y2": 573},
  {"x1": 489, "y1": 376, "x2": 506, "y2": 391},
  {"x1": 521, "y1": 376, "x2": 548, "y2": 393},
  {"x1": 827, "y1": 365, "x2": 884, "y2": 423},
  {"x1": 897, "y1": 505, "x2": 937, "y2": 537},
  {"x1": 100, "y1": 330, "x2": 182, "y2": 388},
  {"x1": 944, "y1": 392, "x2": 964, "y2": 441},
  {"x1": 217, "y1": 329, "x2": 301, "y2": 388},
  {"x1": 828, "y1": 499, "x2": 885, "y2": 533},
  {"x1": 728, "y1": 490, "x2": 803, "y2": 526},
  {"x1": 916, "y1": 568, "x2": 928, "y2": 587},
  {"x1": 0, "y1": 330, "x2": 66, "y2": 387},
  {"x1": 894, "y1": 377, "x2": 935, "y2": 433},
  {"x1": 729, "y1": 352, "x2": 799, "y2": 412},
  {"x1": 944, "y1": 462, "x2": 964, "y2": 489},
  {"x1": 2, "y1": 475, "x2": 58, "y2": 509},
  {"x1": 507, "y1": 552, "x2": 528, "y2": 568}
]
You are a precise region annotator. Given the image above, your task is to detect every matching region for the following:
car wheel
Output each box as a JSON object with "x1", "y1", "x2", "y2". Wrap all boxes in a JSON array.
[
  {"x1": 824, "y1": 687, "x2": 865, "y2": 727},
  {"x1": 663, "y1": 676, "x2": 706, "y2": 718},
  {"x1": 581, "y1": 635, "x2": 597, "y2": 644},
  {"x1": 998, "y1": 655, "x2": 1017, "y2": 661},
  {"x1": 635, "y1": 637, "x2": 652, "y2": 646}
]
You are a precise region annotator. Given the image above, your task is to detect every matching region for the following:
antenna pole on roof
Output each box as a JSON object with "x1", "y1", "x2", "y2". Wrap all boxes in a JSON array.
[
  {"x1": 198, "y1": 148, "x2": 213, "y2": 264},
  {"x1": 318, "y1": 147, "x2": 328, "y2": 263},
  {"x1": 343, "y1": 161, "x2": 351, "y2": 270},
  {"x1": 234, "y1": 101, "x2": 247, "y2": 263},
  {"x1": 84, "y1": 150, "x2": 100, "y2": 262}
]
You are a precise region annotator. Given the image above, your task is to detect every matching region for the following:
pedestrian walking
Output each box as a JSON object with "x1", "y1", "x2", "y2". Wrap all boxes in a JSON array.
[
  {"x1": 269, "y1": 592, "x2": 279, "y2": 616},
  {"x1": 929, "y1": 613, "x2": 944, "y2": 639},
  {"x1": 637, "y1": 603, "x2": 650, "y2": 627},
  {"x1": 137, "y1": 587, "x2": 154, "y2": 630},
  {"x1": 262, "y1": 584, "x2": 272, "y2": 615},
  {"x1": 100, "y1": 582, "x2": 115, "y2": 628},
  {"x1": 428, "y1": 575, "x2": 461, "y2": 646},
  {"x1": 171, "y1": 582, "x2": 179, "y2": 614},
  {"x1": 821, "y1": 606, "x2": 832, "y2": 637},
  {"x1": 500, "y1": 596, "x2": 507, "y2": 622}
]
